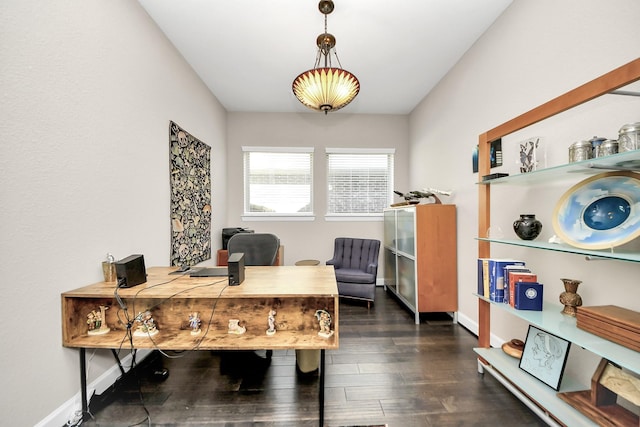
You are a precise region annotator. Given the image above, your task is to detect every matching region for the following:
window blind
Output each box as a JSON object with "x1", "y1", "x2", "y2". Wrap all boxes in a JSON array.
[
  {"x1": 243, "y1": 147, "x2": 313, "y2": 214},
  {"x1": 326, "y1": 150, "x2": 394, "y2": 214}
]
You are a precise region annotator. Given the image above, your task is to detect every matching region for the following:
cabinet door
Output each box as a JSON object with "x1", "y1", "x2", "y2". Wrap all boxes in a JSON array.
[
  {"x1": 397, "y1": 254, "x2": 416, "y2": 310},
  {"x1": 396, "y1": 208, "x2": 415, "y2": 256},
  {"x1": 383, "y1": 247, "x2": 397, "y2": 292},
  {"x1": 383, "y1": 209, "x2": 397, "y2": 249}
]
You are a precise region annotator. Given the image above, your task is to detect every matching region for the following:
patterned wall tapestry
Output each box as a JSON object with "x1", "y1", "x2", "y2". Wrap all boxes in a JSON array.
[{"x1": 169, "y1": 121, "x2": 211, "y2": 267}]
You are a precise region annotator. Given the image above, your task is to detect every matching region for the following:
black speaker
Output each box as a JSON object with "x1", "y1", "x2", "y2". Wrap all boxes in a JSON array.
[
  {"x1": 227, "y1": 252, "x2": 245, "y2": 286},
  {"x1": 115, "y1": 254, "x2": 147, "y2": 288}
]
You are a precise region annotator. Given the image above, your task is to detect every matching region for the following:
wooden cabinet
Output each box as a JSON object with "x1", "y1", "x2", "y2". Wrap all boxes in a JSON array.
[
  {"x1": 383, "y1": 204, "x2": 457, "y2": 324},
  {"x1": 475, "y1": 59, "x2": 640, "y2": 426}
]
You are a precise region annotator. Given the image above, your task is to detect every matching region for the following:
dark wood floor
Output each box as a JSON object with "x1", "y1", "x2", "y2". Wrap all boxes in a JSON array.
[{"x1": 82, "y1": 287, "x2": 546, "y2": 426}]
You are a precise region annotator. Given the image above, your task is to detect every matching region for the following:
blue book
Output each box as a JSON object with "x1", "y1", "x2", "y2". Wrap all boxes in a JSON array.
[
  {"x1": 514, "y1": 281, "x2": 543, "y2": 311},
  {"x1": 489, "y1": 259, "x2": 525, "y2": 302}
]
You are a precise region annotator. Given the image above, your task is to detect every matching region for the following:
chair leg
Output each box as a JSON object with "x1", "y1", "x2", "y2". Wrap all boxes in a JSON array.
[{"x1": 367, "y1": 301, "x2": 371, "y2": 310}]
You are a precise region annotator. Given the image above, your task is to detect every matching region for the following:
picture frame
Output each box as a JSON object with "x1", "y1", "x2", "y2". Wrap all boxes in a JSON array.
[
  {"x1": 490, "y1": 138, "x2": 503, "y2": 168},
  {"x1": 519, "y1": 325, "x2": 571, "y2": 391},
  {"x1": 472, "y1": 138, "x2": 502, "y2": 174}
]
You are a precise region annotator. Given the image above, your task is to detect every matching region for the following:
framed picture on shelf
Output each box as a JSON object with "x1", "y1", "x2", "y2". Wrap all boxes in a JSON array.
[
  {"x1": 472, "y1": 139, "x2": 503, "y2": 174},
  {"x1": 490, "y1": 138, "x2": 503, "y2": 168},
  {"x1": 519, "y1": 325, "x2": 571, "y2": 391}
]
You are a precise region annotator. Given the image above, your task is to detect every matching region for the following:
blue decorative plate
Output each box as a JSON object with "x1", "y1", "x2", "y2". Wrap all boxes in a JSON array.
[{"x1": 553, "y1": 171, "x2": 640, "y2": 249}]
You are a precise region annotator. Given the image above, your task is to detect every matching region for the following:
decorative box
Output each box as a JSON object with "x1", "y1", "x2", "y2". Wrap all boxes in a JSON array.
[{"x1": 576, "y1": 305, "x2": 640, "y2": 352}]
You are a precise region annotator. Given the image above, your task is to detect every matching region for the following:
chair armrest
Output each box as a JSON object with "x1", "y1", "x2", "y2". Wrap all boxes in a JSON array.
[
  {"x1": 366, "y1": 263, "x2": 378, "y2": 274},
  {"x1": 326, "y1": 259, "x2": 336, "y2": 266}
]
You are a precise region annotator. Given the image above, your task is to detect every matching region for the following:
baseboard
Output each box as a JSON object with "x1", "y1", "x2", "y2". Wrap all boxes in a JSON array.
[
  {"x1": 457, "y1": 311, "x2": 506, "y2": 348},
  {"x1": 456, "y1": 311, "x2": 477, "y2": 335},
  {"x1": 35, "y1": 349, "x2": 152, "y2": 427}
]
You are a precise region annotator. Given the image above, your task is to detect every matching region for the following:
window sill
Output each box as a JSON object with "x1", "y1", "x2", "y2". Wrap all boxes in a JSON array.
[
  {"x1": 241, "y1": 215, "x2": 315, "y2": 222},
  {"x1": 324, "y1": 214, "x2": 383, "y2": 222}
]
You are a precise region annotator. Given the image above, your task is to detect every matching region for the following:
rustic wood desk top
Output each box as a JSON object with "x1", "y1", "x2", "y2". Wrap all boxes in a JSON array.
[
  {"x1": 63, "y1": 266, "x2": 338, "y2": 298},
  {"x1": 62, "y1": 266, "x2": 339, "y2": 350}
]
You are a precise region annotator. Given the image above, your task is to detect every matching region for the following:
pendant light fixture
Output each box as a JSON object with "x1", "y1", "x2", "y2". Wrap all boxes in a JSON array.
[{"x1": 292, "y1": 0, "x2": 360, "y2": 114}]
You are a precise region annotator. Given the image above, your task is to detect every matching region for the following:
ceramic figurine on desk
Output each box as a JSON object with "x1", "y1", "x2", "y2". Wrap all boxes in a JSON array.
[
  {"x1": 87, "y1": 305, "x2": 110, "y2": 336},
  {"x1": 189, "y1": 312, "x2": 201, "y2": 335},
  {"x1": 228, "y1": 318, "x2": 246, "y2": 335},
  {"x1": 315, "y1": 309, "x2": 334, "y2": 338},
  {"x1": 266, "y1": 310, "x2": 276, "y2": 336},
  {"x1": 134, "y1": 310, "x2": 158, "y2": 337}
]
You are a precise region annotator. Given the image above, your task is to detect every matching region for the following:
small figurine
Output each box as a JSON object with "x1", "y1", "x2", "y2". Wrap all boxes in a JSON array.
[
  {"x1": 266, "y1": 310, "x2": 276, "y2": 336},
  {"x1": 228, "y1": 318, "x2": 246, "y2": 335},
  {"x1": 133, "y1": 310, "x2": 159, "y2": 337},
  {"x1": 87, "y1": 305, "x2": 110, "y2": 336},
  {"x1": 189, "y1": 312, "x2": 201, "y2": 335},
  {"x1": 315, "y1": 309, "x2": 334, "y2": 338}
]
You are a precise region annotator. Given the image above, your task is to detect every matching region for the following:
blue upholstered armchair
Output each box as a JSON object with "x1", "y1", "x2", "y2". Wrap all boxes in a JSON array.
[{"x1": 326, "y1": 237, "x2": 381, "y2": 308}]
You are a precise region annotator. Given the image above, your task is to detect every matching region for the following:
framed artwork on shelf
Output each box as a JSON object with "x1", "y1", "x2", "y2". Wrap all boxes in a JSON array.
[
  {"x1": 518, "y1": 136, "x2": 545, "y2": 172},
  {"x1": 490, "y1": 138, "x2": 503, "y2": 168},
  {"x1": 519, "y1": 325, "x2": 571, "y2": 391},
  {"x1": 472, "y1": 139, "x2": 503, "y2": 174}
]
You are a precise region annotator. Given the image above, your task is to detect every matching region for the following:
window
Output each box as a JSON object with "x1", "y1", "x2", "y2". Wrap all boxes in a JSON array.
[
  {"x1": 326, "y1": 148, "x2": 394, "y2": 217},
  {"x1": 242, "y1": 146, "x2": 314, "y2": 218}
]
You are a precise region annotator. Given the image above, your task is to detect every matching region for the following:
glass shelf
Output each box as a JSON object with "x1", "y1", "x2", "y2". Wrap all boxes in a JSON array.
[
  {"x1": 474, "y1": 348, "x2": 596, "y2": 427},
  {"x1": 478, "y1": 150, "x2": 640, "y2": 186},
  {"x1": 477, "y1": 296, "x2": 640, "y2": 375},
  {"x1": 476, "y1": 237, "x2": 640, "y2": 263}
]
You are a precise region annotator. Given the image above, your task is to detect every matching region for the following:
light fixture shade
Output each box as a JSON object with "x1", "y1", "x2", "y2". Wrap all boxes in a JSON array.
[{"x1": 292, "y1": 67, "x2": 360, "y2": 113}]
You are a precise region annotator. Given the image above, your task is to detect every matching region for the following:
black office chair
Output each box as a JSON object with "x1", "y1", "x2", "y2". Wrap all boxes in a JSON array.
[
  {"x1": 227, "y1": 233, "x2": 279, "y2": 266},
  {"x1": 226, "y1": 232, "x2": 280, "y2": 362}
]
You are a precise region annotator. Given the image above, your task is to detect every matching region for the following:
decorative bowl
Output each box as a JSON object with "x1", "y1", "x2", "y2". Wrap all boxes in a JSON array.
[{"x1": 552, "y1": 171, "x2": 640, "y2": 249}]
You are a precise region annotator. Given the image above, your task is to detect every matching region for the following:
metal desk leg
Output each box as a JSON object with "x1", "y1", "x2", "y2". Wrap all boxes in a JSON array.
[
  {"x1": 111, "y1": 349, "x2": 126, "y2": 376},
  {"x1": 319, "y1": 349, "x2": 325, "y2": 426},
  {"x1": 80, "y1": 348, "x2": 89, "y2": 420}
]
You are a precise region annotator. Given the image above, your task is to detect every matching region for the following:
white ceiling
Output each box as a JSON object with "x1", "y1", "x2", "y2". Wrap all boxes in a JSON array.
[{"x1": 138, "y1": 0, "x2": 513, "y2": 115}]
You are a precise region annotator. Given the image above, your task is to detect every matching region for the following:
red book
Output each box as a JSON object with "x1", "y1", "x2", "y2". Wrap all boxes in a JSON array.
[{"x1": 508, "y1": 272, "x2": 537, "y2": 307}]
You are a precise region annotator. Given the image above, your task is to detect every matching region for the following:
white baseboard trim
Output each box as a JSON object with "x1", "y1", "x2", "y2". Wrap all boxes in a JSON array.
[
  {"x1": 35, "y1": 349, "x2": 152, "y2": 427},
  {"x1": 456, "y1": 311, "x2": 477, "y2": 335},
  {"x1": 457, "y1": 311, "x2": 505, "y2": 348}
]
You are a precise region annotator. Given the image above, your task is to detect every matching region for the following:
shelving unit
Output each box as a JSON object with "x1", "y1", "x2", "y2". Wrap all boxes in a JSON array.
[
  {"x1": 476, "y1": 238, "x2": 640, "y2": 263},
  {"x1": 476, "y1": 58, "x2": 640, "y2": 426},
  {"x1": 383, "y1": 204, "x2": 457, "y2": 324},
  {"x1": 479, "y1": 150, "x2": 640, "y2": 186}
]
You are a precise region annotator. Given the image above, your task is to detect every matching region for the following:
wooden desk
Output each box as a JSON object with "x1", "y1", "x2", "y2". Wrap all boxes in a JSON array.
[{"x1": 62, "y1": 266, "x2": 338, "y2": 424}]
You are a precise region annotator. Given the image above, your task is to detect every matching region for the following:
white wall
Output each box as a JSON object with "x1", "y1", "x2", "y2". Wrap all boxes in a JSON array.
[
  {"x1": 409, "y1": 0, "x2": 640, "y2": 382},
  {"x1": 3, "y1": 0, "x2": 639, "y2": 424},
  {"x1": 226, "y1": 112, "x2": 410, "y2": 266},
  {"x1": 0, "y1": 1, "x2": 227, "y2": 425}
]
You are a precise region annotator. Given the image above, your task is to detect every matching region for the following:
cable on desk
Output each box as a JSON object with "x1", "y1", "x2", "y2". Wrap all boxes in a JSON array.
[
  {"x1": 144, "y1": 279, "x2": 230, "y2": 355},
  {"x1": 100, "y1": 276, "x2": 230, "y2": 425}
]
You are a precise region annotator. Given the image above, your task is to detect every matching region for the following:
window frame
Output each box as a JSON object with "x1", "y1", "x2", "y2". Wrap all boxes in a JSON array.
[
  {"x1": 241, "y1": 146, "x2": 315, "y2": 221},
  {"x1": 325, "y1": 147, "x2": 395, "y2": 221}
]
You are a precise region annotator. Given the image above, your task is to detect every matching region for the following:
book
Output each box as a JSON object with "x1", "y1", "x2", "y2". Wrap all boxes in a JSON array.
[
  {"x1": 488, "y1": 259, "x2": 525, "y2": 302},
  {"x1": 508, "y1": 272, "x2": 537, "y2": 307},
  {"x1": 477, "y1": 258, "x2": 490, "y2": 296},
  {"x1": 502, "y1": 265, "x2": 537, "y2": 304},
  {"x1": 514, "y1": 281, "x2": 543, "y2": 311}
]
